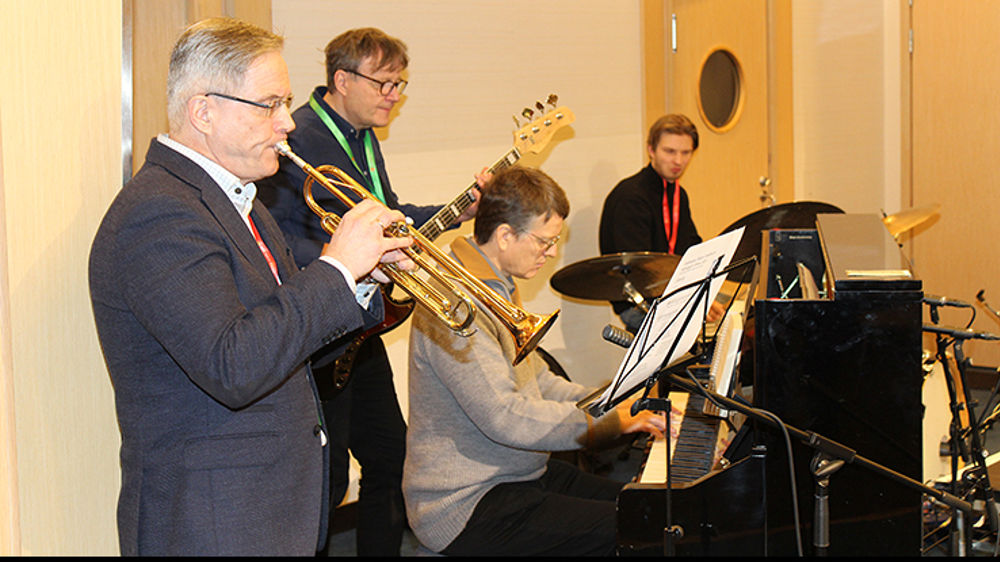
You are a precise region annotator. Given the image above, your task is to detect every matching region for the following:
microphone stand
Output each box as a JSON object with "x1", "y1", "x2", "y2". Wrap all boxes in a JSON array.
[
  {"x1": 929, "y1": 313, "x2": 972, "y2": 556},
  {"x1": 662, "y1": 370, "x2": 975, "y2": 552},
  {"x1": 924, "y1": 304, "x2": 1000, "y2": 556}
]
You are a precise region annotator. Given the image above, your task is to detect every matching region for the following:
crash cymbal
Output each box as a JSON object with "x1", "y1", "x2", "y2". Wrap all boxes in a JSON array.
[
  {"x1": 550, "y1": 252, "x2": 681, "y2": 302},
  {"x1": 882, "y1": 203, "x2": 940, "y2": 238},
  {"x1": 719, "y1": 201, "x2": 845, "y2": 266}
]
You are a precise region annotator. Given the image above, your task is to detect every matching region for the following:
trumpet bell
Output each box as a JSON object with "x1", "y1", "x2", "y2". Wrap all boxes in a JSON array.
[{"x1": 513, "y1": 310, "x2": 560, "y2": 366}]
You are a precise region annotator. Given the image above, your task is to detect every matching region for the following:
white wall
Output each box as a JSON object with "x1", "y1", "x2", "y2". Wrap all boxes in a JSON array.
[
  {"x1": 273, "y1": 0, "x2": 648, "y2": 410},
  {"x1": 791, "y1": 0, "x2": 903, "y2": 215}
]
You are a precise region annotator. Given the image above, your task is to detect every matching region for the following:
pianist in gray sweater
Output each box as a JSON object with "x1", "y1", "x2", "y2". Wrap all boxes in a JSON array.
[{"x1": 402, "y1": 167, "x2": 665, "y2": 556}]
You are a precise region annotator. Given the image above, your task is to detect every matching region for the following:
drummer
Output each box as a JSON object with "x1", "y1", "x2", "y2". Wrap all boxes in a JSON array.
[{"x1": 598, "y1": 113, "x2": 711, "y2": 332}]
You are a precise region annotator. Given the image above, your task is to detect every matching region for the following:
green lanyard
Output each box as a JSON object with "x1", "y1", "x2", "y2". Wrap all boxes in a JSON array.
[{"x1": 308, "y1": 92, "x2": 386, "y2": 203}]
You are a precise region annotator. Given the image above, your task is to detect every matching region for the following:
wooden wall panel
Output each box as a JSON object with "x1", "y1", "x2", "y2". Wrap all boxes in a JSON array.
[
  {"x1": 911, "y1": 0, "x2": 1000, "y2": 367},
  {"x1": 0, "y1": 0, "x2": 122, "y2": 554},
  {"x1": 0, "y1": 86, "x2": 20, "y2": 556}
]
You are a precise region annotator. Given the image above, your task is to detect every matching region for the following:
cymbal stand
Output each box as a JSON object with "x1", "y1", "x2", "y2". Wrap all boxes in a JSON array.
[{"x1": 622, "y1": 279, "x2": 649, "y2": 313}]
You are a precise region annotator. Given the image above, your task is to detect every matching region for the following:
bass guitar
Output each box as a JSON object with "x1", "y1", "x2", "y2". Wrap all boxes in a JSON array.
[{"x1": 328, "y1": 99, "x2": 576, "y2": 389}]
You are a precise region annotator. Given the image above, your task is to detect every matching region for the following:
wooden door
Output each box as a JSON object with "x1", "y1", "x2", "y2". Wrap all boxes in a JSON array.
[
  {"x1": 910, "y1": 1, "x2": 1000, "y2": 367},
  {"x1": 663, "y1": 0, "x2": 774, "y2": 238}
]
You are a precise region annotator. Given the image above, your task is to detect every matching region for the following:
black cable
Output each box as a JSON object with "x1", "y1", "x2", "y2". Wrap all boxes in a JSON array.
[
  {"x1": 681, "y1": 370, "x2": 804, "y2": 556},
  {"x1": 754, "y1": 408, "x2": 803, "y2": 556},
  {"x1": 964, "y1": 306, "x2": 977, "y2": 330}
]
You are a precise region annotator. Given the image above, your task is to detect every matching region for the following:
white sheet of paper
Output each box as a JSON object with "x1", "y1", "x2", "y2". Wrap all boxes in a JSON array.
[{"x1": 592, "y1": 227, "x2": 746, "y2": 413}]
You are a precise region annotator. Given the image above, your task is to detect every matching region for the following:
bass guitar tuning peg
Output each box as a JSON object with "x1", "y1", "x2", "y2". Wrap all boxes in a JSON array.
[
  {"x1": 521, "y1": 108, "x2": 535, "y2": 120},
  {"x1": 546, "y1": 93, "x2": 558, "y2": 106}
]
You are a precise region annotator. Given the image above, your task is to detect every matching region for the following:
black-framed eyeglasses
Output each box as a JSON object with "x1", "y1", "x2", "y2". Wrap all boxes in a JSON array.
[
  {"x1": 205, "y1": 92, "x2": 294, "y2": 117},
  {"x1": 343, "y1": 69, "x2": 408, "y2": 96},
  {"x1": 527, "y1": 232, "x2": 561, "y2": 252}
]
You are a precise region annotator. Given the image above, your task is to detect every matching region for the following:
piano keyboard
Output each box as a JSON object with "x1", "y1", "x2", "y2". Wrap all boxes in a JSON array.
[
  {"x1": 637, "y1": 391, "x2": 730, "y2": 484},
  {"x1": 638, "y1": 391, "x2": 687, "y2": 484}
]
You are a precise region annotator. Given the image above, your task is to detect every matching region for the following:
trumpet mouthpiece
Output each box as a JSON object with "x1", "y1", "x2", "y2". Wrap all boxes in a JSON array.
[{"x1": 274, "y1": 141, "x2": 291, "y2": 155}]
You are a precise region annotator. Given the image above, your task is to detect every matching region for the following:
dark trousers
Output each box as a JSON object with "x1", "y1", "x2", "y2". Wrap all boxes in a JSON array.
[
  {"x1": 316, "y1": 336, "x2": 407, "y2": 557},
  {"x1": 442, "y1": 459, "x2": 623, "y2": 557}
]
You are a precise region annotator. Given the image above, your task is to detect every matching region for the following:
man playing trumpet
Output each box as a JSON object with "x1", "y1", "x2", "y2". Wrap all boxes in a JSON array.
[{"x1": 89, "y1": 18, "x2": 411, "y2": 556}]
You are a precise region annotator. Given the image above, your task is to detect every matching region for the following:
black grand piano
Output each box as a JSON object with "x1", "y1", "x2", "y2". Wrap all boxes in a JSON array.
[{"x1": 616, "y1": 213, "x2": 924, "y2": 556}]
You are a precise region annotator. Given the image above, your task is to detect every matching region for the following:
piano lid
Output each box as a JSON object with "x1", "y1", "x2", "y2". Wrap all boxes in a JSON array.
[{"x1": 816, "y1": 213, "x2": 922, "y2": 293}]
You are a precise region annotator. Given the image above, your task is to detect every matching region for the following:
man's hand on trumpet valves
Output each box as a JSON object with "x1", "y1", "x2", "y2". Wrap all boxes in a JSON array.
[{"x1": 322, "y1": 199, "x2": 414, "y2": 282}]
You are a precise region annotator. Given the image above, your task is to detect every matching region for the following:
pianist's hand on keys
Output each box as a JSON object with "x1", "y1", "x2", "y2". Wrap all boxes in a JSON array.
[{"x1": 614, "y1": 394, "x2": 678, "y2": 440}]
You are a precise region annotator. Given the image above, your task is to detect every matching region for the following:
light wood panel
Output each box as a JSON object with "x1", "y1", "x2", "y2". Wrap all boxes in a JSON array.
[
  {"x1": 790, "y1": 2, "x2": 900, "y2": 215},
  {"x1": 0, "y1": 93, "x2": 21, "y2": 555},
  {"x1": 0, "y1": 0, "x2": 122, "y2": 554},
  {"x1": 131, "y1": 1, "x2": 186, "y2": 172},
  {"x1": 911, "y1": 0, "x2": 1000, "y2": 367},
  {"x1": 768, "y1": 0, "x2": 794, "y2": 205}
]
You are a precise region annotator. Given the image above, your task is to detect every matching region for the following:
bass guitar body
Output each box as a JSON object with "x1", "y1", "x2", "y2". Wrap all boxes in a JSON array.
[{"x1": 330, "y1": 288, "x2": 415, "y2": 390}]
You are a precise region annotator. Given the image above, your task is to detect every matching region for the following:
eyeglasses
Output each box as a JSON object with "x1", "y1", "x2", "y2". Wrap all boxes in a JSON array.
[
  {"x1": 343, "y1": 69, "x2": 408, "y2": 96},
  {"x1": 527, "y1": 232, "x2": 561, "y2": 252},
  {"x1": 206, "y1": 92, "x2": 294, "y2": 117}
]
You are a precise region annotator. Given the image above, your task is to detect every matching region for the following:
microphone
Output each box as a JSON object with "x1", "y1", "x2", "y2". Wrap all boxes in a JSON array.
[
  {"x1": 923, "y1": 294, "x2": 973, "y2": 308},
  {"x1": 602, "y1": 324, "x2": 635, "y2": 349},
  {"x1": 923, "y1": 324, "x2": 1000, "y2": 341}
]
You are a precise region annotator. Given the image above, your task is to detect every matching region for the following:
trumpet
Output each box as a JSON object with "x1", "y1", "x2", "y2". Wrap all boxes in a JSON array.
[{"x1": 274, "y1": 141, "x2": 557, "y2": 366}]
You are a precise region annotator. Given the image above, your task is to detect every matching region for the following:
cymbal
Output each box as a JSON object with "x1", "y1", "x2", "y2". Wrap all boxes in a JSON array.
[
  {"x1": 882, "y1": 204, "x2": 940, "y2": 238},
  {"x1": 550, "y1": 252, "x2": 681, "y2": 301},
  {"x1": 719, "y1": 201, "x2": 845, "y2": 265}
]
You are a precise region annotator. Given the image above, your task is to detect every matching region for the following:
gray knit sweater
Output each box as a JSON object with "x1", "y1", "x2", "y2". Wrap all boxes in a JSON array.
[{"x1": 402, "y1": 237, "x2": 623, "y2": 553}]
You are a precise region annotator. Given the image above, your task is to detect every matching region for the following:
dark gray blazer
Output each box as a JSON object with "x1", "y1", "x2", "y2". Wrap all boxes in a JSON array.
[{"x1": 89, "y1": 138, "x2": 375, "y2": 555}]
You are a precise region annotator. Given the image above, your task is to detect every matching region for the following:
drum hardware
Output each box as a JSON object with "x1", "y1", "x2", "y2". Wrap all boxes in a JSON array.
[{"x1": 549, "y1": 251, "x2": 681, "y2": 305}]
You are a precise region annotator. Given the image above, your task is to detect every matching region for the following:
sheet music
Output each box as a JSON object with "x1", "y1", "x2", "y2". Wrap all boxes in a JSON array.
[
  {"x1": 591, "y1": 228, "x2": 745, "y2": 414},
  {"x1": 703, "y1": 307, "x2": 744, "y2": 418}
]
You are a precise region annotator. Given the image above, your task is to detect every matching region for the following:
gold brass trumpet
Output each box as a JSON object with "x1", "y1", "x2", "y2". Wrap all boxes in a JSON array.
[{"x1": 274, "y1": 141, "x2": 558, "y2": 366}]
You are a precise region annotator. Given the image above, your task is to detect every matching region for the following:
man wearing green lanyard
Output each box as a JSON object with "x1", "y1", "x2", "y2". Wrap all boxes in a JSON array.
[{"x1": 257, "y1": 27, "x2": 479, "y2": 556}]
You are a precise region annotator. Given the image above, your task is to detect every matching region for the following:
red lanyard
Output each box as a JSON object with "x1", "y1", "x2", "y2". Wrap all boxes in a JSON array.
[
  {"x1": 662, "y1": 179, "x2": 681, "y2": 254},
  {"x1": 248, "y1": 215, "x2": 282, "y2": 285}
]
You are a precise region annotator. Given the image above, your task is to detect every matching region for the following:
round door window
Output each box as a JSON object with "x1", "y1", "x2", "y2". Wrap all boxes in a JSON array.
[{"x1": 698, "y1": 48, "x2": 743, "y2": 132}]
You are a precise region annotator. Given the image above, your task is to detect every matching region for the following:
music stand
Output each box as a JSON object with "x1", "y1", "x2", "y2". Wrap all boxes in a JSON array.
[{"x1": 589, "y1": 227, "x2": 746, "y2": 555}]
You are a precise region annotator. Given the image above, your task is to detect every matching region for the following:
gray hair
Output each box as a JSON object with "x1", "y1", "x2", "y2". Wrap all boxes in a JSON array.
[
  {"x1": 166, "y1": 18, "x2": 284, "y2": 131},
  {"x1": 473, "y1": 166, "x2": 569, "y2": 245}
]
